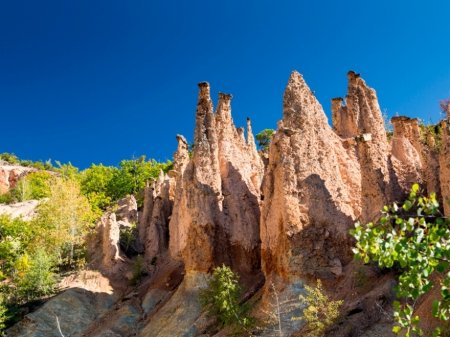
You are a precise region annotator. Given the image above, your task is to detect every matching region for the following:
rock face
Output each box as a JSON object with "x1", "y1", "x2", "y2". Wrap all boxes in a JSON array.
[
  {"x1": 139, "y1": 170, "x2": 175, "y2": 262},
  {"x1": 261, "y1": 71, "x2": 361, "y2": 279},
  {"x1": 0, "y1": 165, "x2": 36, "y2": 194},
  {"x1": 0, "y1": 199, "x2": 39, "y2": 220},
  {"x1": 89, "y1": 196, "x2": 139, "y2": 273},
  {"x1": 440, "y1": 107, "x2": 450, "y2": 215},
  {"x1": 390, "y1": 116, "x2": 441, "y2": 198},
  {"x1": 169, "y1": 82, "x2": 264, "y2": 277},
  {"x1": 8, "y1": 71, "x2": 450, "y2": 337},
  {"x1": 333, "y1": 71, "x2": 392, "y2": 222},
  {"x1": 7, "y1": 271, "x2": 118, "y2": 337}
]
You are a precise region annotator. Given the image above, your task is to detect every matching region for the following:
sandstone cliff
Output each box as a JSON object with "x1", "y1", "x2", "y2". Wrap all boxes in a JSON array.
[
  {"x1": 0, "y1": 164, "x2": 36, "y2": 194},
  {"x1": 169, "y1": 82, "x2": 264, "y2": 278},
  {"x1": 7, "y1": 71, "x2": 449, "y2": 337}
]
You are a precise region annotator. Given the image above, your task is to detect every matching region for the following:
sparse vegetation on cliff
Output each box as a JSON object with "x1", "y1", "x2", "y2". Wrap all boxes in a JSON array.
[
  {"x1": 255, "y1": 129, "x2": 274, "y2": 152},
  {"x1": 351, "y1": 184, "x2": 450, "y2": 337},
  {"x1": 293, "y1": 280, "x2": 343, "y2": 337},
  {"x1": 200, "y1": 265, "x2": 253, "y2": 335}
]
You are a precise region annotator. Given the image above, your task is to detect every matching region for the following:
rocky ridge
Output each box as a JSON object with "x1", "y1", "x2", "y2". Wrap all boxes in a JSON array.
[{"x1": 6, "y1": 71, "x2": 449, "y2": 337}]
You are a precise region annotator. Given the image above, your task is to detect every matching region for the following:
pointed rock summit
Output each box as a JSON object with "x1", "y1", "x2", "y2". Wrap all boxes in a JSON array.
[{"x1": 169, "y1": 82, "x2": 264, "y2": 277}]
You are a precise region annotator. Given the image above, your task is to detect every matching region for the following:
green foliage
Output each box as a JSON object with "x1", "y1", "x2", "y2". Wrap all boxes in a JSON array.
[
  {"x1": 34, "y1": 177, "x2": 94, "y2": 268},
  {"x1": 119, "y1": 222, "x2": 138, "y2": 254},
  {"x1": 255, "y1": 129, "x2": 274, "y2": 151},
  {"x1": 79, "y1": 157, "x2": 173, "y2": 212},
  {"x1": 0, "y1": 293, "x2": 7, "y2": 336},
  {"x1": 14, "y1": 249, "x2": 57, "y2": 302},
  {"x1": 200, "y1": 265, "x2": 253, "y2": 334},
  {"x1": 80, "y1": 164, "x2": 117, "y2": 216},
  {"x1": 130, "y1": 255, "x2": 146, "y2": 285},
  {"x1": 294, "y1": 279, "x2": 343, "y2": 337},
  {"x1": 0, "y1": 153, "x2": 53, "y2": 171},
  {"x1": 11, "y1": 171, "x2": 53, "y2": 202},
  {"x1": 351, "y1": 183, "x2": 450, "y2": 337},
  {"x1": 0, "y1": 192, "x2": 13, "y2": 205},
  {"x1": 107, "y1": 157, "x2": 173, "y2": 201},
  {"x1": 0, "y1": 153, "x2": 19, "y2": 165},
  {"x1": 420, "y1": 122, "x2": 443, "y2": 152},
  {"x1": 0, "y1": 215, "x2": 34, "y2": 277}
]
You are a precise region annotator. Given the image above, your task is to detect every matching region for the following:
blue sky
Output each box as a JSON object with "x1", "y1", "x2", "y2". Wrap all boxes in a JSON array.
[{"x1": 1, "y1": 0, "x2": 449, "y2": 168}]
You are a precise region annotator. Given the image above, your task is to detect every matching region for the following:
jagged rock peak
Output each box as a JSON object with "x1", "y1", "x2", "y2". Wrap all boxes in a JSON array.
[
  {"x1": 283, "y1": 70, "x2": 329, "y2": 130},
  {"x1": 246, "y1": 117, "x2": 256, "y2": 147},
  {"x1": 215, "y1": 92, "x2": 235, "y2": 130},
  {"x1": 194, "y1": 81, "x2": 215, "y2": 147},
  {"x1": 332, "y1": 71, "x2": 387, "y2": 144},
  {"x1": 173, "y1": 134, "x2": 189, "y2": 174}
]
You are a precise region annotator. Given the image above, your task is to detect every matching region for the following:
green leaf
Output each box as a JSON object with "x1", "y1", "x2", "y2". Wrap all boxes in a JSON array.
[{"x1": 392, "y1": 326, "x2": 402, "y2": 334}]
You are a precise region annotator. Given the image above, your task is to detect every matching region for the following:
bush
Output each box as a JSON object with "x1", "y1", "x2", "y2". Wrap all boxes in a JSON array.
[
  {"x1": 0, "y1": 293, "x2": 7, "y2": 336},
  {"x1": 294, "y1": 279, "x2": 343, "y2": 337},
  {"x1": 255, "y1": 129, "x2": 274, "y2": 151},
  {"x1": 200, "y1": 265, "x2": 253, "y2": 334},
  {"x1": 11, "y1": 171, "x2": 53, "y2": 202},
  {"x1": 34, "y1": 177, "x2": 94, "y2": 268},
  {"x1": 351, "y1": 183, "x2": 450, "y2": 337},
  {"x1": 0, "y1": 153, "x2": 19, "y2": 165},
  {"x1": 130, "y1": 255, "x2": 146, "y2": 285},
  {"x1": 14, "y1": 249, "x2": 56, "y2": 302}
]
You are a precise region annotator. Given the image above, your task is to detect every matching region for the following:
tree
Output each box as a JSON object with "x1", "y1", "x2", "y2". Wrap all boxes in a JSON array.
[
  {"x1": 200, "y1": 265, "x2": 253, "y2": 334},
  {"x1": 34, "y1": 177, "x2": 94, "y2": 267},
  {"x1": 14, "y1": 249, "x2": 56, "y2": 302},
  {"x1": 294, "y1": 280, "x2": 343, "y2": 337},
  {"x1": 80, "y1": 164, "x2": 117, "y2": 215},
  {"x1": 11, "y1": 171, "x2": 53, "y2": 202},
  {"x1": 255, "y1": 129, "x2": 274, "y2": 151},
  {"x1": 351, "y1": 184, "x2": 450, "y2": 336},
  {"x1": 107, "y1": 157, "x2": 172, "y2": 201}
]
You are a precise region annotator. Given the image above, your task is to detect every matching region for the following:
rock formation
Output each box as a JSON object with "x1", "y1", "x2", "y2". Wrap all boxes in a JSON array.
[
  {"x1": 0, "y1": 199, "x2": 39, "y2": 220},
  {"x1": 440, "y1": 106, "x2": 450, "y2": 215},
  {"x1": 0, "y1": 164, "x2": 36, "y2": 194},
  {"x1": 261, "y1": 71, "x2": 361, "y2": 280},
  {"x1": 332, "y1": 71, "x2": 392, "y2": 221},
  {"x1": 8, "y1": 71, "x2": 450, "y2": 337},
  {"x1": 169, "y1": 82, "x2": 264, "y2": 277},
  {"x1": 139, "y1": 170, "x2": 175, "y2": 262}
]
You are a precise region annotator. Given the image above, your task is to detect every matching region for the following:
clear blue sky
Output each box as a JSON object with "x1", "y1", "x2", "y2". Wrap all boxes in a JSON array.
[{"x1": 1, "y1": 0, "x2": 449, "y2": 168}]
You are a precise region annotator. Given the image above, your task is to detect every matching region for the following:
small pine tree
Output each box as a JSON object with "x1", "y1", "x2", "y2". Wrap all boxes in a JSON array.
[
  {"x1": 295, "y1": 279, "x2": 343, "y2": 337},
  {"x1": 200, "y1": 265, "x2": 253, "y2": 334}
]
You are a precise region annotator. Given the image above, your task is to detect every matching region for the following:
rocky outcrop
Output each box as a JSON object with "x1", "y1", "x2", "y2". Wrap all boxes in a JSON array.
[
  {"x1": 0, "y1": 165, "x2": 36, "y2": 194},
  {"x1": 139, "y1": 170, "x2": 175, "y2": 262},
  {"x1": 390, "y1": 117, "x2": 424, "y2": 192},
  {"x1": 390, "y1": 116, "x2": 441, "y2": 197},
  {"x1": 334, "y1": 71, "x2": 392, "y2": 222},
  {"x1": 169, "y1": 82, "x2": 263, "y2": 277},
  {"x1": 261, "y1": 71, "x2": 361, "y2": 280},
  {"x1": 0, "y1": 199, "x2": 39, "y2": 220},
  {"x1": 7, "y1": 271, "x2": 118, "y2": 337},
  {"x1": 8, "y1": 71, "x2": 450, "y2": 337},
  {"x1": 440, "y1": 106, "x2": 450, "y2": 215}
]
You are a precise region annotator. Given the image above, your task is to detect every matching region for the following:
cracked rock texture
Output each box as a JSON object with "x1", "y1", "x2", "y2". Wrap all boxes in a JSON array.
[{"x1": 169, "y1": 82, "x2": 264, "y2": 277}]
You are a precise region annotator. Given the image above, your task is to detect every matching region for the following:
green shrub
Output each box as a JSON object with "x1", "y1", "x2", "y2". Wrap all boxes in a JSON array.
[
  {"x1": 255, "y1": 129, "x2": 274, "y2": 151},
  {"x1": 0, "y1": 215, "x2": 34, "y2": 276},
  {"x1": 0, "y1": 293, "x2": 7, "y2": 336},
  {"x1": 0, "y1": 153, "x2": 19, "y2": 165},
  {"x1": 0, "y1": 193, "x2": 13, "y2": 205},
  {"x1": 200, "y1": 265, "x2": 253, "y2": 334},
  {"x1": 14, "y1": 249, "x2": 57, "y2": 302},
  {"x1": 294, "y1": 280, "x2": 343, "y2": 337},
  {"x1": 130, "y1": 255, "x2": 146, "y2": 285},
  {"x1": 351, "y1": 183, "x2": 450, "y2": 337},
  {"x1": 11, "y1": 171, "x2": 53, "y2": 202}
]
